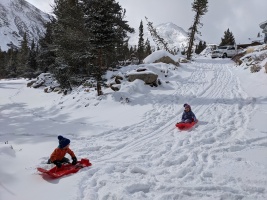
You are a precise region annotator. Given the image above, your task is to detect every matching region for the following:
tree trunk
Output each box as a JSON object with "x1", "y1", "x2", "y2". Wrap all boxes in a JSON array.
[
  {"x1": 97, "y1": 48, "x2": 103, "y2": 96},
  {"x1": 186, "y1": 13, "x2": 200, "y2": 60}
]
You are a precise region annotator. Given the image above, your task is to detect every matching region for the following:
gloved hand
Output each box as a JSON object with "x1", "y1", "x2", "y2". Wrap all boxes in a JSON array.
[
  {"x1": 53, "y1": 161, "x2": 62, "y2": 168},
  {"x1": 72, "y1": 157, "x2": 77, "y2": 165}
]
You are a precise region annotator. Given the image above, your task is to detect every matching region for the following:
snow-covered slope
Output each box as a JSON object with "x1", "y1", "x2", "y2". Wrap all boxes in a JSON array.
[
  {"x1": 1, "y1": 0, "x2": 267, "y2": 195},
  {"x1": 1, "y1": 53, "x2": 267, "y2": 199},
  {"x1": 0, "y1": 0, "x2": 50, "y2": 51},
  {"x1": 128, "y1": 22, "x2": 202, "y2": 51}
]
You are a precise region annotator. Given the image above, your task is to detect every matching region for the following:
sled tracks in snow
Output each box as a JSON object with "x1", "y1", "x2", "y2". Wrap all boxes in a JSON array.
[{"x1": 74, "y1": 60, "x2": 265, "y2": 200}]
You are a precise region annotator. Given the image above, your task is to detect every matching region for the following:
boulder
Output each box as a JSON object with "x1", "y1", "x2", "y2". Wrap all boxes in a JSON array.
[
  {"x1": 155, "y1": 56, "x2": 179, "y2": 66},
  {"x1": 127, "y1": 70, "x2": 158, "y2": 85}
]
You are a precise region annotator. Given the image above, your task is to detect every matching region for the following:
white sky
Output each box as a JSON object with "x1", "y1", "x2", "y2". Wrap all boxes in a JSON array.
[
  {"x1": 27, "y1": 0, "x2": 267, "y2": 44},
  {"x1": 1, "y1": 47, "x2": 267, "y2": 199}
]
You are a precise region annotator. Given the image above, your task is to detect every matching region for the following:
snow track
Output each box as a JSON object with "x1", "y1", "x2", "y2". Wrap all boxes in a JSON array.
[
  {"x1": 71, "y1": 59, "x2": 264, "y2": 200},
  {"x1": 1, "y1": 58, "x2": 266, "y2": 200}
]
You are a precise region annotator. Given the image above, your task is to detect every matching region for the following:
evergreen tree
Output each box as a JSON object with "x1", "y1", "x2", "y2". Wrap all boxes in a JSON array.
[
  {"x1": 25, "y1": 40, "x2": 38, "y2": 78},
  {"x1": 82, "y1": 0, "x2": 134, "y2": 95},
  {"x1": 145, "y1": 16, "x2": 170, "y2": 53},
  {"x1": 129, "y1": 46, "x2": 134, "y2": 56},
  {"x1": 133, "y1": 45, "x2": 137, "y2": 53},
  {"x1": 121, "y1": 39, "x2": 130, "y2": 61},
  {"x1": 37, "y1": 19, "x2": 56, "y2": 73},
  {"x1": 144, "y1": 38, "x2": 152, "y2": 57},
  {"x1": 17, "y1": 32, "x2": 30, "y2": 76},
  {"x1": 52, "y1": 0, "x2": 88, "y2": 89},
  {"x1": 203, "y1": 41, "x2": 207, "y2": 51},
  {"x1": 29, "y1": 40, "x2": 37, "y2": 70},
  {"x1": 137, "y1": 20, "x2": 145, "y2": 63},
  {"x1": 195, "y1": 44, "x2": 199, "y2": 54},
  {"x1": 220, "y1": 28, "x2": 235, "y2": 46},
  {"x1": 113, "y1": 9, "x2": 133, "y2": 64},
  {"x1": 6, "y1": 48, "x2": 19, "y2": 77},
  {"x1": 186, "y1": 0, "x2": 208, "y2": 60},
  {"x1": 195, "y1": 40, "x2": 206, "y2": 54},
  {"x1": 0, "y1": 48, "x2": 7, "y2": 78}
]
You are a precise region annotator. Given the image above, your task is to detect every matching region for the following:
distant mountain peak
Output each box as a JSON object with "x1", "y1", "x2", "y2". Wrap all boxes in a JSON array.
[
  {"x1": 128, "y1": 22, "x2": 202, "y2": 51},
  {"x1": 0, "y1": 0, "x2": 50, "y2": 51}
]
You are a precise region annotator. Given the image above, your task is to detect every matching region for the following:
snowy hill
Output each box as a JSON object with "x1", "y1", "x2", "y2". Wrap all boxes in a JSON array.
[
  {"x1": 128, "y1": 22, "x2": 202, "y2": 51},
  {"x1": 0, "y1": 0, "x2": 50, "y2": 51},
  {"x1": 1, "y1": 47, "x2": 267, "y2": 199}
]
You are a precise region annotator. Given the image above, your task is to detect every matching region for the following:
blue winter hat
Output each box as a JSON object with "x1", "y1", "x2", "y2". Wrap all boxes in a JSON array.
[{"x1": 58, "y1": 135, "x2": 70, "y2": 149}]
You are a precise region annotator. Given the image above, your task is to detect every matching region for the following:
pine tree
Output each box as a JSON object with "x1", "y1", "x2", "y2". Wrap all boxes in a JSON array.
[
  {"x1": 203, "y1": 41, "x2": 207, "y2": 51},
  {"x1": 220, "y1": 28, "x2": 235, "y2": 46},
  {"x1": 52, "y1": 0, "x2": 88, "y2": 89},
  {"x1": 195, "y1": 41, "x2": 201, "y2": 54},
  {"x1": 82, "y1": 0, "x2": 134, "y2": 95},
  {"x1": 129, "y1": 46, "x2": 134, "y2": 56},
  {"x1": 17, "y1": 32, "x2": 30, "y2": 76},
  {"x1": 6, "y1": 48, "x2": 19, "y2": 77},
  {"x1": 113, "y1": 9, "x2": 133, "y2": 64},
  {"x1": 25, "y1": 40, "x2": 38, "y2": 78},
  {"x1": 137, "y1": 20, "x2": 145, "y2": 63},
  {"x1": 37, "y1": 19, "x2": 56, "y2": 73},
  {"x1": 144, "y1": 38, "x2": 152, "y2": 57},
  {"x1": 0, "y1": 48, "x2": 7, "y2": 78},
  {"x1": 199, "y1": 41, "x2": 203, "y2": 53},
  {"x1": 145, "y1": 16, "x2": 170, "y2": 53},
  {"x1": 186, "y1": 0, "x2": 208, "y2": 60},
  {"x1": 195, "y1": 41, "x2": 206, "y2": 54},
  {"x1": 121, "y1": 39, "x2": 130, "y2": 61}
]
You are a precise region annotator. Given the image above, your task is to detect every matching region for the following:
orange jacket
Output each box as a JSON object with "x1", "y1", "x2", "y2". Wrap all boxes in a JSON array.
[{"x1": 50, "y1": 147, "x2": 76, "y2": 162}]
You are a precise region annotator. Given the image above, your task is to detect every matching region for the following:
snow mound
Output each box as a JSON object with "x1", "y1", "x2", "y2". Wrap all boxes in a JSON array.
[
  {"x1": 143, "y1": 50, "x2": 179, "y2": 64},
  {"x1": 0, "y1": 144, "x2": 16, "y2": 157}
]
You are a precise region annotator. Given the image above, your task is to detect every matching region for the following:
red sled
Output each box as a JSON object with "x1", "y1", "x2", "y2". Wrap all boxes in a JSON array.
[
  {"x1": 176, "y1": 120, "x2": 198, "y2": 130},
  {"x1": 37, "y1": 158, "x2": 92, "y2": 179}
]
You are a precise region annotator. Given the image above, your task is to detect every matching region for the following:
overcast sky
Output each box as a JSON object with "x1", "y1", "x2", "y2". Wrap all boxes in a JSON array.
[{"x1": 27, "y1": 0, "x2": 267, "y2": 44}]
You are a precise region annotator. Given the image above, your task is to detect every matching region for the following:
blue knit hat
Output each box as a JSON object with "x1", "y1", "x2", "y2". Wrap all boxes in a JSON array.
[{"x1": 58, "y1": 135, "x2": 70, "y2": 149}]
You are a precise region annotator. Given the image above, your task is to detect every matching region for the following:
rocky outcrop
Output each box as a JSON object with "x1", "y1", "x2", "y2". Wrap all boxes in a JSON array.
[
  {"x1": 126, "y1": 68, "x2": 158, "y2": 86},
  {"x1": 155, "y1": 56, "x2": 179, "y2": 66}
]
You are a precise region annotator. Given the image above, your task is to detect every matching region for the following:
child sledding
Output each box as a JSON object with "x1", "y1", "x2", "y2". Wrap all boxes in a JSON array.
[
  {"x1": 37, "y1": 135, "x2": 92, "y2": 179},
  {"x1": 176, "y1": 103, "x2": 198, "y2": 130}
]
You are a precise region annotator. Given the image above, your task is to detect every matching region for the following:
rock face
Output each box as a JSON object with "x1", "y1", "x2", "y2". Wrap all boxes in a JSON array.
[{"x1": 0, "y1": 0, "x2": 50, "y2": 51}]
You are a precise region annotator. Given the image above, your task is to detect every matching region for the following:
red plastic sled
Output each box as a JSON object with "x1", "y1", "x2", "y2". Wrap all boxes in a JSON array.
[
  {"x1": 176, "y1": 120, "x2": 198, "y2": 130},
  {"x1": 37, "y1": 158, "x2": 92, "y2": 178}
]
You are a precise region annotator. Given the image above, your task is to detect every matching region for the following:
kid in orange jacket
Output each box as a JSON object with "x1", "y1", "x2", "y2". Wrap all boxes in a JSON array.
[{"x1": 47, "y1": 135, "x2": 77, "y2": 168}]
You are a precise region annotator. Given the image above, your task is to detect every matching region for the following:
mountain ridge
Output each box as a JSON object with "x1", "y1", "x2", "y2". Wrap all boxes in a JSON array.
[
  {"x1": 0, "y1": 0, "x2": 50, "y2": 51},
  {"x1": 0, "y1": 1, "x2": 202, "y2": 53},
  {"x1": 128, "y1": 22, "x2": 202, "y2": 51}
]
